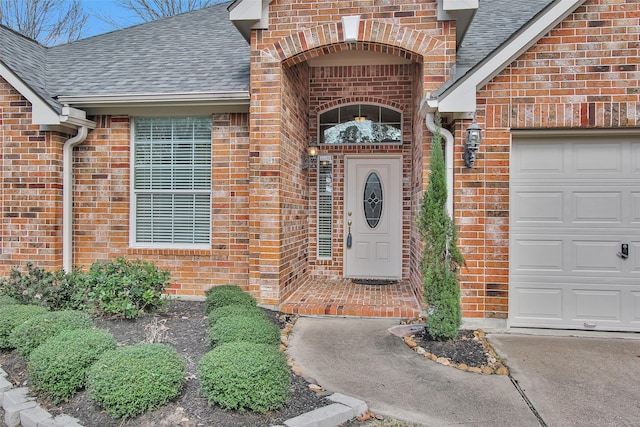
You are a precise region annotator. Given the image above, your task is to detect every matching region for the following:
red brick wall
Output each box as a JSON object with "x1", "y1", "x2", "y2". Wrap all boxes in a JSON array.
[
  {"x1": 0, "y1": 78, "x2": 65, "y2": 270},
  {"x1": 251, "y1": 0, "x2": 455, "y2": 304},
  {"x1": 457, "y1": 0, "x2": 640, "y2": 319}
]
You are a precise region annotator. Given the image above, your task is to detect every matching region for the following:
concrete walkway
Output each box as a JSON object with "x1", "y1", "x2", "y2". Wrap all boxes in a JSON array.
[{"x1": 287, "y1": 318, "x2": 540, "y2": 426}]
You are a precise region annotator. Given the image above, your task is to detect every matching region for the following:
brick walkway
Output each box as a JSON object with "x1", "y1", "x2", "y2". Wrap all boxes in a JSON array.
[{"x1": 280, "y1": 278, "x2": 422, "y2": 318}]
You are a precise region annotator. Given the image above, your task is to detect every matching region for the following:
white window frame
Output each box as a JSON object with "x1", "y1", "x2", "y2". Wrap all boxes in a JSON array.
[{"x1": 130, "y1": 117, "x2": 212, "y2": 249}]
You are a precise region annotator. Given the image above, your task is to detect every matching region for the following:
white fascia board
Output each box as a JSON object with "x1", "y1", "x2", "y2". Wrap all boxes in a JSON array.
[
  {"x1": 437, "y1": 0, "x2": 587, "y2": 113},
  {"x1": 0, "y1": 62, "x2": 60, "y2": 125},
  {"x1": 57, "y1": 91, "x2": 251, "y2": 108},
  {"x1": 443, "y1": 0, "x2": 478, "y2": 11}
]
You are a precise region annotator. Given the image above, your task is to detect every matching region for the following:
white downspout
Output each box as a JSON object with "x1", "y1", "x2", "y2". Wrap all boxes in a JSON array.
[
  {"x1": 425, "y1": 112, "x2": 454, "y2": 217},
  {"x1": 63, "y1": 126, "x2": 89, "y2": 272}
]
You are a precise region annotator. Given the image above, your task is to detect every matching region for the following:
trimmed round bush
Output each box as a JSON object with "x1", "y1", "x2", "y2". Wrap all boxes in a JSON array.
[
  {"x1": 0, "y1": 295, "x2": 20, "y2": 306},
  {"x1": 0, "y1": 304, "x2": 48, "y2": 349},
  {"x1": 208, "y1": 304, "x2": 267, "y2": 327},
  {"x1": 204, "y1": 285, "x2": 256, "y2": 314},
  {"x1": 28, "y1": 328, "x2": 117, "y2": 403},
  {"x1": 87, "y1": 343, "x2": 185, "y2": 419},
  {"x1": 10, "y1": 310, "x2": 93, "y2": 358},
  {"x1": 209, "y1": 315, "x2": 280, "y2": 347},
  {"x1": 199, "y1": 342, "x2": 290, "y2": 412}
]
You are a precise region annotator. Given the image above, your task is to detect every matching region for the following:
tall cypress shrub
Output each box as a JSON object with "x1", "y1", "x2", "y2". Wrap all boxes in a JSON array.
[{"x1": 418, "y1": 116, "x2": 465, "y2": 341}]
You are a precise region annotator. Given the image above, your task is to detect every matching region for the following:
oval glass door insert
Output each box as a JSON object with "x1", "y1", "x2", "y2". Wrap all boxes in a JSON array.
[{"x1": 363, "y1": 172, "x2": 383, "y2": 228}]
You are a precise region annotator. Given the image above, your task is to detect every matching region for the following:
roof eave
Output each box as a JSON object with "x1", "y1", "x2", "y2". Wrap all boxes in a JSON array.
[
  {"x1": 0, "y1": 61, "x2": 96, "y2": 130},
  {"x1": 437, "y1": 0, "x2": 479, "y2": 47},
  {"x1": 228, "y1": 0, "x2": 272, "y2": 42},
  {"x1": 435, "y1": 0, "x2": 588, "y2": 114},
  {"x1": 57, "y1": 91, "x2": 251, "y2": 116}
]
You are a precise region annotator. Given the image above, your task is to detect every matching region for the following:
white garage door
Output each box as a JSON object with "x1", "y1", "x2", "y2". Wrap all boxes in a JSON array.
[{"x1": 510, "y1": 134, "x2": 640, "y2": 331}]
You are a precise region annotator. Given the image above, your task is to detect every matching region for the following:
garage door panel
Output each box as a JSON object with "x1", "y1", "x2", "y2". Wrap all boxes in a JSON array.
[
  {"x1": 512, "y1": 239, "x2": 563, "y2": 271},
  {"x1": 632, "y1": 193, "x2": 640, "y2": 223},
  {"x1": 513, "y1": 143, "x2": 564, "y2": 175},
  {"x1": 512, "y1": 192, "x2": 563, "y2": 223},
  {"x1": 573, "y1": 289, "x2": 621, "y2": 321},
  {"x1": 573, "y1": 192, "x2": 621, "y2": 223},
  {"x1": 573, "y1": 240, "x2": 621, "y2": 273},
  {"x1": 511, "y1": 286, "x2": 563, "y2": 320},
  {"x1": 511, "y1": 137, "x2": 640, "y2": 331},
  {"x1": 574, "y1": 142, "x2": 623, "y2": 175}
]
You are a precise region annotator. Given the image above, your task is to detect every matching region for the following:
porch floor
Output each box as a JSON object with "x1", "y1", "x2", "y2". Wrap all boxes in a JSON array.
[{"x1": 280, "y1": 278, "x2": 423, "y2": 318}]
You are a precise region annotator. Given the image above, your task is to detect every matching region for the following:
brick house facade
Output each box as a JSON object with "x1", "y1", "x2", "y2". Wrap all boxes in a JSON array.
[{"x1": 1, "y1": 0, "x2": 639, "y2": 331}]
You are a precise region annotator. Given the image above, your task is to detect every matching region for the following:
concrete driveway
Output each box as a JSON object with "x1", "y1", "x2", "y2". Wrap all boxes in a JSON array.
[{"x1": 488, "y1": 333, "x2": 640, "y2": 427}]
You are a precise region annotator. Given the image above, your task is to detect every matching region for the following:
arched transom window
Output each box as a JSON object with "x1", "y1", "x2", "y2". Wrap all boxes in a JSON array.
[{"x1": 319, "y1": 104, "x2": 402, "y2": 145}]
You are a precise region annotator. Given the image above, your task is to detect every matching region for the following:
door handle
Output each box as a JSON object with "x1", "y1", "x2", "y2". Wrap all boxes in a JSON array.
[{"x1": 617, "y1": 243, "x2": 629, "y2": 259}]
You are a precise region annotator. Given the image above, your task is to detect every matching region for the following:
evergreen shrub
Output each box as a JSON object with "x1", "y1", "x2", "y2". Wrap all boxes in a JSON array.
[
  {"x1": 208, "y1": 304, "x2": 267, "y2": 327},
  {"x1": 209, "y1": 315, "x2": 280, "y2": 347},
  {"x1": 204, "y1": 285, "x2": 256, "y2": 314},
  {"x1": 28, "y1": 328, "x2": 116, "y2": 403},
  {"x1": 87, "y1": 343, "x2": 185, "y2": 419},
  {"x1": 10, "y1": 310, "x2": 93, "y2": 358},
  {"x1": 0, "y1": 304, "x2": 48, "y2": 348},
  {"x1": 199, "y1": 342, "x2": 290, "y2": 412}
]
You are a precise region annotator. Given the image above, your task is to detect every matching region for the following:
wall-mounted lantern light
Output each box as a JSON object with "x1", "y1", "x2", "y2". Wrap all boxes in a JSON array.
[
  {"x1": 302, "y1": 143, "x2": 319, "y2": 170},
  {"x1": 464, "y1": 114, "x2": 482, "y2": 168}
]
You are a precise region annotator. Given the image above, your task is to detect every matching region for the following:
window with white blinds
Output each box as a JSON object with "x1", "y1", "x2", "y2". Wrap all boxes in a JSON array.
[
  {"x1": 317, "y1": 155, "x2": 333, "y2": 259},
  {"x1": 132, "y1": 117, "x2": 211, "y2": 247}
]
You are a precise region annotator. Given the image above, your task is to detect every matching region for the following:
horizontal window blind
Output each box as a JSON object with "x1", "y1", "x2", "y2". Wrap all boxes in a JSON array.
[
  {"x1": 133, "y1": 117, "x2": 211, "y2": 246},
  {"x1": 317, "y1": 156, "x2": 333, "y2": 259}
]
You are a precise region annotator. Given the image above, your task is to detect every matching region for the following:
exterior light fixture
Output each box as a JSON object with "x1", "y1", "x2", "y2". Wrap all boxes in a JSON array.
[
  {"x1": 464, "y1": 114, "x2": 482, "y2": 168},
  {"x1": 302, "y1": 143, "x2": 319, "y2": 170}
]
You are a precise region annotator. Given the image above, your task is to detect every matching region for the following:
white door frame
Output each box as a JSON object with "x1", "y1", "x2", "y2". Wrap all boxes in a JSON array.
[{"x1": 343, "y1": 154, "x2": 403, "y2": 279}]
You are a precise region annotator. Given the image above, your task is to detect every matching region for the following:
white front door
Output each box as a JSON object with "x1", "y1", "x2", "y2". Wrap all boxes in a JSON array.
[{"x1": 344, "y1": 156, "x2": 402, "y2": 279}]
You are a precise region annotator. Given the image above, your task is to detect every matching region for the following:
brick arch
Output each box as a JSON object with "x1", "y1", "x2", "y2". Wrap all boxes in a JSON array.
[
  {"x1": 314, "y1": 97, "x2": 405, "y2": 115},
  {"x1": 266, "y1": 21, "x2": 441, "y2": 66}
]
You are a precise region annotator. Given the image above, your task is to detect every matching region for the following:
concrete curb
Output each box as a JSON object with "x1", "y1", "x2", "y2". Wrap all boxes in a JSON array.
[{"x1": 281, "y1": 393, "x2": 368, "y2": 427}]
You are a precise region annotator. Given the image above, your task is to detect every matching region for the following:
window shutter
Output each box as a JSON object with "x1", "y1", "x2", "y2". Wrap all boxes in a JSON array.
[{"x1": 317, "y1": 156, "x2": 333, "y2": 259}]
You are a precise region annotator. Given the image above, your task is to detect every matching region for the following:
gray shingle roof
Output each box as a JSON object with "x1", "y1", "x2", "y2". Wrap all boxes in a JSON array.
[
  {"x1": 435, "y1": 0, "x2": 554, "y2": 97},
  {"x1": 48, "y1": 1, "x2": 249, "y2": 97},
  {"x1": 0, "y1": 26, "x2": 59, "y2": 111}
]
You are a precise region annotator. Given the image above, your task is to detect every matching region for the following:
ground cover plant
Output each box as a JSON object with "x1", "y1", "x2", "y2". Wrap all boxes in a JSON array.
[
  {"x1": 209, "y1": 314, "x2": 281, "y2": 347},
  {"x1": 87, "y1": 343, "x2": 186, "y2": 419},
  {"x1": 10, "y1": 310, "x2": 93, "y2": 358},
  {"x1": 28, "y1": 328, "x2": 117, "y2": 404},
  {"x1": 208, "y1": 304, "x2": 268, "y2": 325}
]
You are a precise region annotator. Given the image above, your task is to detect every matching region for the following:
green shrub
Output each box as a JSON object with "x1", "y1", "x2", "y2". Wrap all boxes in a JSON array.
[
  {"x1": 0, "y1": 304, "x2": 48, "y2": 349},
  {"x1": 85, "y1": 257, "x2": 172, "y2": 319},
  {"x1": 204, "y1": 285, "x2": 256, "y2": 314},
  {"x1": 417, "y1": 116, "x2": 464, "y2": 341},
  {"x1": 199, "y1": 342, "x2": 290, "y2": 412},
  {"x1": 0, "y1": 295, "x2": 20, "y2": 306},
  {"x1": 208, "y1": 304, "x2": 267, "y2": 327},
  {"x1": 10, "y1": 310, "x2": 93, "y2": 358},
  {"x1": 87, "y1": 343, "x2": 185, "y2": 419},
  {"x1": 0, "y1": 263, "x2": 89, "y2": 311},
  {"x1": 209, "y1": 315, "x2": 280, "y2": 347},
  {"x1": 28, "y1": 328, "x2": 116, "y2": 403}
]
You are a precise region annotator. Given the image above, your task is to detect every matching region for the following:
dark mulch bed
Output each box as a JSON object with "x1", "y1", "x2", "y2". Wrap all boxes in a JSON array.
[
  {"x1": 0, "y1": 300, "x2": 326, "y2": 427},
  {"x1": 417, "y1": 329, "x2": 489, "y2": 367}
]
